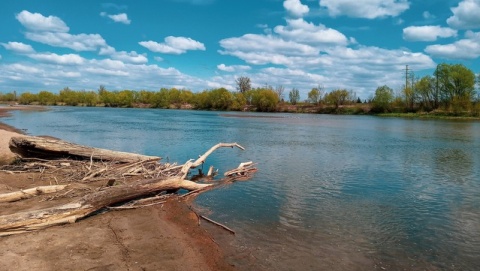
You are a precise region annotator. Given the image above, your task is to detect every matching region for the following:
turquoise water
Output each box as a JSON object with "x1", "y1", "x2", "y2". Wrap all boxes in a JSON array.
[{"x1": 4, "y1": 107, "x2": 480, "y2": 270}]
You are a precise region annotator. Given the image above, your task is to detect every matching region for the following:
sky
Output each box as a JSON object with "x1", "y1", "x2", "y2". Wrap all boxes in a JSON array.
[{"x1": 1, "y1": 0, "x2": 479, "y2": 100}]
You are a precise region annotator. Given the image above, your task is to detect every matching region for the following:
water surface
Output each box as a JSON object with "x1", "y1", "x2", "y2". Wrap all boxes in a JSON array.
[{"x1": 4, "y1": 107, "x2": 480, "y2": 270}]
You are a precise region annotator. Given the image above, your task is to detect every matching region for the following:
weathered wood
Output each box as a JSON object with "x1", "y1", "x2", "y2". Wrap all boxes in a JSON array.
[
  {"x1": 9, "y1": 136, "x2": 160, "y2": 163},
  {"x1": 0, "y1": 141, "x2": 253, "y2": 236},
  {"x1": 0, "y1": 185, "x2": 67, "y2": 203},
  {"x1": 0, "y1": 177, "x2": 210, "y2": 236},
  {"x1": 180, "y1": 143, "x2": 245, "y2": 178}
]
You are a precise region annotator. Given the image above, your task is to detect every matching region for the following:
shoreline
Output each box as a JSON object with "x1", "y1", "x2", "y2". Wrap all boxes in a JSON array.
[{"x1": 0, "y1": 109, "x2": 236, "y2": 271}]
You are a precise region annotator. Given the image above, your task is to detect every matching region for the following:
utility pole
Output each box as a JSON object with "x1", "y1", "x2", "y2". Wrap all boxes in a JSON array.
[
  {"x1": 405, "y1": 65, "x2": 409, "y2": 90},
  {"x1": 435, "y1": 66, "x2": 439, "y2": 109}
]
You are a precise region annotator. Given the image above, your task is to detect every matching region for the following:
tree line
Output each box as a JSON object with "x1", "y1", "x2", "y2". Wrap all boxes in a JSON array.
[
  {"x1": 1, "y1": 63, "x2": 478, "y2": 116},
  {"x1": 371, "y1": 63, "x2": 480, "y2": 116}
]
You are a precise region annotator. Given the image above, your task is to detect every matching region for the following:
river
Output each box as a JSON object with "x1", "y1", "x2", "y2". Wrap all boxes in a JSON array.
[{"x1": 3, "y1": 107, "x2": 480, "y2": 270}]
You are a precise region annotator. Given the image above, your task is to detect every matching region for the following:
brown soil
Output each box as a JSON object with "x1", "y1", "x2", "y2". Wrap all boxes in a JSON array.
[{"x1": 0, "y1": 108, "x2": 236, "y2": 271}]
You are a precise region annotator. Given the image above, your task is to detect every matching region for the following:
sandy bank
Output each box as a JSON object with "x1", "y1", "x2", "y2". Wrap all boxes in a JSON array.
[{"x1": 0, "y1": 112, "x2": 235, "y2": 271}]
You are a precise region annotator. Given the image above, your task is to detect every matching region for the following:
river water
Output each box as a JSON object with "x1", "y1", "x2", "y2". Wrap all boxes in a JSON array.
[{"x1": 3, "y1": 107, "x2": 480, "y2": 270}]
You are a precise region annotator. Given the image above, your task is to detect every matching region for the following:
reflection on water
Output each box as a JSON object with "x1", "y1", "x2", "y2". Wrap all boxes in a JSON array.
[{"x1": 4, "y1": 108, "x2": 480, "y2": 270}]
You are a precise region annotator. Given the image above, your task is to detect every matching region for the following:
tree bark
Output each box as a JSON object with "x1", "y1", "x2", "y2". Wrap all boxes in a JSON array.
[
  {"x1": 0, "y1": 177, "x2": 210, "y2": 236},
  {"x1": 9, "y1": 136, "x2": 160, "y2": 163}
]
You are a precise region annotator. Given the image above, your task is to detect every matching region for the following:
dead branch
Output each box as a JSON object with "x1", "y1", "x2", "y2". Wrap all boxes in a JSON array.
[
  {"x1": 180, "y1": 143, "x2": 245, "y2": 178},
  {"x1": 200, "y1": 215, "x2": 235, "y2": 234},
  {"x1": 0, "y1": 185, "x2": 67, "y2": 203}
]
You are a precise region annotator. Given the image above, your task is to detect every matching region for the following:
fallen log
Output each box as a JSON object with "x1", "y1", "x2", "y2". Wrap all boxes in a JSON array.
[
  {"x1": 0, "y1": 176, "x2": 210, "y2": 236},
  {"x1": 0, "y1": 141, "x2": 253, "y2": 236},
  {"x1": 9, "y1": 136, "x2": 160, "y2": 163}
]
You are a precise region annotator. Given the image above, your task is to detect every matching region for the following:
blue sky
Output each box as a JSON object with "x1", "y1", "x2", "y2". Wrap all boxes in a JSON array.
[{"x1": 1, "y1": 0, "x2": 479, "y2": 99}]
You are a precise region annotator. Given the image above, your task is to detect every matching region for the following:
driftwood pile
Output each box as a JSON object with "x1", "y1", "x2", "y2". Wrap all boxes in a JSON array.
[{"x1": 0, "y1": 136, "x2": 257, "y2": 236}]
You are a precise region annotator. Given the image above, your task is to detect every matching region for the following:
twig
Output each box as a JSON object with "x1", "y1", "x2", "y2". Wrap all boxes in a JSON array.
[{"x1": 200, "y1": 215, "x2": 235, "y2": 234}]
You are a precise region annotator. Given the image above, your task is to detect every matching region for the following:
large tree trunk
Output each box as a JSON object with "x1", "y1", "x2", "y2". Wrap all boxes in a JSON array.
[
  {"x1": 0, "y1": 176, "x2": 210, "y2": 236},
  {"x1": 9, "y1": 136, "x2": 160, "y2": 163}
]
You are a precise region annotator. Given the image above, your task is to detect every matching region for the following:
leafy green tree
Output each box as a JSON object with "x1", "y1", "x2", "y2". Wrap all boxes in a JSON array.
[
  {"x1": 59, "y1": 87, "x2": 79, "y2": 106},
  {"x1": 236, "y1": 76, "x2": 251, "y2": 93},
  {"x1": 308, "y1": 88, "x2": 320, "y2": 104},
  {"x1": 289, "y1": 88, "x2": 300, "y2": 105},
  {"x1": 415, "y1": 76, "x2": 435, "y2": 110},
  {"x1": 251, "y1": 88, "x2": 279, "y2": 111},
  {"x1": 435, "y1": 63, "x2": 476, "y2": 107},
  {"x1": 325, "y1": 89, "x2": 350, "y2": 109},
  {"x1": 0, "y1": 92, "x2": 16, "y2": 102},
  {"x1": 371, "y1": 85, "x2": 394, "y2": 113},
  {"x1": 209, "y1": 88, "x2": 233, "y2": 110},
  {"x1": 18, "y1": 92, "x2": 38, "y2": 104},
  {"x1": 229, "y1": 92, "x2": 247, "y2": 111},
  {"x1": 37, "y1": 91, "x2": 57, "y2": 105}
]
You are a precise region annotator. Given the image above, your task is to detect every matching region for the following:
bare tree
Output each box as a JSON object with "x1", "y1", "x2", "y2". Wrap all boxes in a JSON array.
[
  {"x1": 236, "y1": 76, "x2": 251, "y2": 93},
  {"x1": 275, "y1": 85, "x2": 285, "y2": 101}
]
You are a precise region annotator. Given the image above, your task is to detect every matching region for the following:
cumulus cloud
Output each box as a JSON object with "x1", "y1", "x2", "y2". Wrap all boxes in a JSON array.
[
  {"x1": 447, "y1": 0, "x2": 480, "y2": 29},
  {"x1": 319, "y1": 0, "x2": 410, "y2": 19},
  {"x1": 99, "y1": 46, "x2": 147, "y2": 64},
  {"x1": 403, "y1": 26, "x2": 457, "y2": 41},
  {"x1": 16, "y1": 10, "x2": 108, "y2": 52},
  {"x1": 274, "y1": 18, "x2": 348, "y2": 45},
  {"x1": 218, "y1": 12, "x2": 435, "y2": 96},
  {"x1": 425, "y1": 31, "x2": 480, "y2": 59},
  {"x1": 25, "y1": 32, "x2": 107, "y2": 51},
  {"x1": 139, "y1": 36, "x2": 206, "y2": 54},
  {"x1": 284, "y1": 0, "x2": 309, "y2": 17},
  {"x1": 28, "y1": 53, "x2": 85, "y2": 65},
  {"x1": 1, "y1": 42, "x2": 35, "y2": 54},
  {"x1": 100, "y1": 12, "x2": 131, "y2": 24},
  {"x1": 16, "y1": 10, "x2": 69, "y2": 32},
  {"x1": 217, "y1": 64, "x2": 251, "y2": 72}
]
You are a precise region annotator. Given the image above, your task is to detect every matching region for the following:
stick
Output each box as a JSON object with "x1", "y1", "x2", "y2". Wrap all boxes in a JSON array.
[{"x1": 200, "y1": 215, "x2": 235, "y2": 234}]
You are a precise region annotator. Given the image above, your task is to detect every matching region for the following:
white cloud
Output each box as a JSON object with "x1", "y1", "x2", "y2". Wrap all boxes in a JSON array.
[
  {"x1": 319, "y1": 0, "x2": 410, "y2": 19},
  {"x1": 217, "y1": 64, "x2": 251, "y2": 72},
  {"x1": 423, "y1": 11, "x2": 435, "y2": 19},
  {"x1": 220, "y1": 34, "x2": 318, "y2": 60},
  {"x1": 99, "y1": 46, "x2": 147, "y2": 64},
  {"x1": 403, "y1": 26, "x2": 457, "y2": 41},
  {"x1": 25, "y1": 32, "x2": 107, "y2": 51},
  {"x1": 139, "y1": 36, "x2": 206, "y2": 54},
  {"x1": 154, "y1": 56, "x2": 164, "y2": 62},
  {"x1": 284, "y1": 0, "x2": 309, "y2": 18},
  {"x1": 110, "y1": 51, "x2": 147, "y2": 64},
  {"x1": 15, "y1": 11, "x2": 108, "y2": 52},
  {"x1": 274, "y1": 18, "x2": 348, "y2": 45},
  {"x1": 425, "y1": 31, "x2": 480, "y2": 59},
  {"x1": 447, "y1": 0, "x2": 480, "y2": 29},
  {"x1": 16, "y1": 10, "x2": 69, "y2": 32},
  {"x1": 101, "y1": 12, "x2": 131, "y2": 24},
  {"x1": 5, "y1": 63, "x2": 41, "y2": 74},
  {"x1": 28, "y1": 53, "x2": 85, "y2": 65},
  {"x1": 1, "y1": 42, "x2": 35, "y2": 54}
]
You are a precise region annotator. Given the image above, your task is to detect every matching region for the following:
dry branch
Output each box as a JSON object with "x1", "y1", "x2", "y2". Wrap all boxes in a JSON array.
[
  {"x1": 200, "y1": 215, "x2": 235, "y2": 234},
  {"x1": 0, "y1": 185, "x2": 67, "y2": 203}
]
